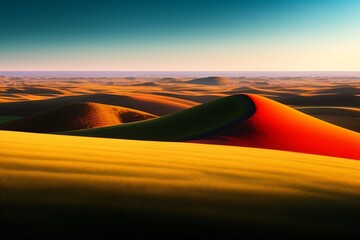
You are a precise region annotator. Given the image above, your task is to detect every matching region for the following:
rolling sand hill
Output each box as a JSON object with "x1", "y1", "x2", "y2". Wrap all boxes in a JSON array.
[
  {"x1": 1, "y1": 130, "x2": 360, "y2": 239},
  {"x1": 61, "y1": 95, "x2": 255, "y2": 140},
  {"x1": 158, "y1": 77, "x2": 181, "y2": 83},
  {"x1": 279, "y1": 94, "x2": 360, "y2": 107},
  {"x1": 297, "y1": 106, "x2": 360, "y2": 132},
  {"x1": 0, "y1": 102, "x2": 157, "y2": 133},
  {"x1": 187, "y1": 76, "x2": 231, "y2": 86},
  {"x1": 62, "y1": 95, "x2": 360, "y2": 160},
  {"x1": 132, "y1": 81, "x2": 159, "y2": 86},
  {"x1": 0, "y1": 93, "x2": 197, "y2": 117},
  {"x1": 2, "y1": 86, "x2": 64, "y2": 95}
]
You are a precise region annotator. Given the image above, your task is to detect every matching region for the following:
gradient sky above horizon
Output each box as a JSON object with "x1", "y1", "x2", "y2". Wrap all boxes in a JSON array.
[{"x1": 1, "y1": 0, "x2": 359, "y2": 71}]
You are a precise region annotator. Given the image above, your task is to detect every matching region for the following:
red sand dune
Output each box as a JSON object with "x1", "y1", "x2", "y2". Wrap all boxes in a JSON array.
[
  {"x1": 191, "y1": 94, "x2": 360, "y2": 160},
  {"x1": 0, "y1": 102, "x2": 157, "y2": 133}
]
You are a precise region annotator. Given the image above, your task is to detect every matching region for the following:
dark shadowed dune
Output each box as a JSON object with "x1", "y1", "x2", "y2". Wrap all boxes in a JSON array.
[
  {"x1": 130, "y1": 82, "x2": 159, "y2": 87},
  {"x1": 158, "y1": 77, "x2": 182, "y2": 83},
  {"x1": 312, "y1": 86, "x2": 360, "y2": 95},
  {"x1": 297, "y1": 107, "x2": 360, "y2": 132},
  {"x1": 279, "y1": 94, "x2": 360, "y2": 107},
  {"x1": 1, "y1": 87, "x2": 64, "y2": 95},
  {"x1": 149, "y1": 92, "x2": 223, "y2": 103},
  {"x1": 187, "y1": 76, "x2": 231, "y2": 86},
  {"x1": 0, "y1": 102, "x2": 157, "y2": 133}
]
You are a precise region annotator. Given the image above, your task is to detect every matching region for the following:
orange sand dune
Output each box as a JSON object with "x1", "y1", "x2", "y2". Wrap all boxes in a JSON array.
[
  {"x1": 191, "y1": 94, "x2": 360, "y2": 160},
  {"x1": 0, "y1": 102, "x2": 157, "y2": 133},
  {"x1": 0, "y1": 93, "x2": 197, "y2": 117}
]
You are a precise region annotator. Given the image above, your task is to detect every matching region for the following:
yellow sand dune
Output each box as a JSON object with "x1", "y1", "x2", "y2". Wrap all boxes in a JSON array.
[{"x1": 0, "y1": 130, "x2": 360, "y2": 239}]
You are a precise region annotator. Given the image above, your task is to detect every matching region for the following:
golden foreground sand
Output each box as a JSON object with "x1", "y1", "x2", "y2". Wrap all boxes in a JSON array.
[{"x1": 1, "y1": 130, "x2": 359, "y2": 238}]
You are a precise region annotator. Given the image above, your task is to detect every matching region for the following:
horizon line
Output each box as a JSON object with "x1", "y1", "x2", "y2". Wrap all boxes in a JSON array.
[{"x1": 1, "y1": 70, "x2": 360, "y2": 72}]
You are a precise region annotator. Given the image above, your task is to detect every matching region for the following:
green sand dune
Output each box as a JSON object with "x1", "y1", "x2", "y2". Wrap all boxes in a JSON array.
[{"x1": 0, "y1": 116, "x2": 20, "y2": 124}]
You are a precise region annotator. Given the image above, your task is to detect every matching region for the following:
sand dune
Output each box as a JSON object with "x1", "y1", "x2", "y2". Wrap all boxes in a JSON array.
[
  {"x1": 297, "y1": 106, "x2": 360, "y2": 132},
  {"x1": 150, "y1": 92, "x2": 224, "y2": 103},
  {"x1": 312, "y1": 86, "x2": 359, "y2": 95},
  {"x1": 0, "y1": 116, "x2": 20, "y2": 124},
  {"x1": 192, "y1": 94, "x2": 360, "y2": 160},
  {"x1": 0, "y1": 102, "x2": 157, "y2": 133},
  {"x1": 61, "y1": 95, "x2": 254, "y2": 141},
  {"x1": 187, "y1": 76, "x2": 231, "y2": 86},
  {"x1": 279, "y1": 94, "x2": 359, "y2": 107},
  {"x1": 0, "y1": 93, "x2": 197, "y2": 117},
  {"x1": 130, "y1": 81, "x2": 159, "y2": 87},
  {"x1": 1, "y1": 130, "x2": 360, "y2": 239},
  {"x1": 158, "y1": 77, "x2": 182, "y2": 83},
  {"x1": 1, "y1": 86, "x2": 64, "y2": 95}
]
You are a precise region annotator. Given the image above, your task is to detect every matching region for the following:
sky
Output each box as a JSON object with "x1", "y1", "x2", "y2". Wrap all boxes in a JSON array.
[{"x1": 0, "y1": 0, "x2": 359, "y2": 71}]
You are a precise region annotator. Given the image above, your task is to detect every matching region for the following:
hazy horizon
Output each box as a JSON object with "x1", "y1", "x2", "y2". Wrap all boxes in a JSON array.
[{"x1": 2, "y1": 71, "x2": 360, "y2": 78}]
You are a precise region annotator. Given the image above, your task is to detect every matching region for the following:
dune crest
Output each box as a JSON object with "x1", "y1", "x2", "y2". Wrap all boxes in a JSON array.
[{"x1": 0, "y1": 102, "x2": 157, "y2": 133}]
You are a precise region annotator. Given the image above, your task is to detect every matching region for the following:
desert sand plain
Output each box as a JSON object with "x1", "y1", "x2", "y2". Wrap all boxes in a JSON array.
[{"x1": 0, "y1": 75, "x2": 360, "y2": 239}]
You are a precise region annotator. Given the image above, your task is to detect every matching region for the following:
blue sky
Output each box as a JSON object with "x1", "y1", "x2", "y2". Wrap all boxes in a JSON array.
[{"x1": 1, "y1": 0, "x2": 359, "y2": 71}]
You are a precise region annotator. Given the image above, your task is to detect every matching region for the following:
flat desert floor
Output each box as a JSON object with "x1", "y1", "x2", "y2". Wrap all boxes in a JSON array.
[{"x1": 0, "y1": 75, "x2": 359, "y2": 239}]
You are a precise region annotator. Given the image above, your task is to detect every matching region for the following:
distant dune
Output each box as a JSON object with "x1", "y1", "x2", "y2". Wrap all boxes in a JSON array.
[
  {"x1": 158, "y1": 77, "x2": 181, "y2": 83},
  {"x1": 0, "y1": 93, "x2": 197, "y2": 116},
  {"x1": 151, "y1": 92, "x2": 224, "y2": 103},
  {"x1": 187, "y1": 76, "x2": 231, "y2": 86},
  {"x1": 0, "y1": 102, "x2": 157, "y2": 133},
  {"x1": 313, "y1": 86, "x2": 359, "y2": 95},
  {"x1": 1, "y1": 86, "x2": 64, "y2": 95},
  {"x1": 297, "y1": 106, "x2": 360, "y2": 132},
  {"x1": 130, "y1": 81, "x2": 159, "y2": 87},
  {"x1": 279, "y1": 94, "x2": 360, "y2": 107}
]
